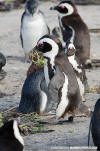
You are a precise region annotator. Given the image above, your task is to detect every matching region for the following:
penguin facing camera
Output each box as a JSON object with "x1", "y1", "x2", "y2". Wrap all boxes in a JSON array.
[
  {"x1": 20, "y1": 0, "x2": 50, "y2": 62},
  {"x1": 88, "y1": 98, "x2": 100, "y2": 151},
  {"x1": 0, "y1": 120, "x2": 24, "y2": 151},
  {"x1": 50, "y1": 0, "x2": 92, "y2": 69},
  {"x1": 33, "y1": 34, "x2": 90, "y2": 119}
]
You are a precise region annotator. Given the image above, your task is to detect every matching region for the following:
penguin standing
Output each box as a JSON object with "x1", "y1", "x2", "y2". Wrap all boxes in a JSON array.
[
  {"x1": 20, "y1": 0, "x2": 49, "y2": 62},
  {"x1": 34, "y1": 35, "x2": 90, "y2": 119},
  {"x1": 51, "y1": 0, "x2": 92, "y2": 68},
  {"x1": 67, "y1": 43, "x2": 88, "y2": 102},
  {"x1": 18, "y1": 68, "x2": 49, "y2": 114},
  {"x1": 88, "y1": 98, "x2": 100, "y2": 151},
  {"x1": 0, "y1": 120, "x2": 24, "y2": 151}
]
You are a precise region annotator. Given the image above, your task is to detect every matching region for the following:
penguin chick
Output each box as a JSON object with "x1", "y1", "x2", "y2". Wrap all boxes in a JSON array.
[
  {"x1": 0, "y1": 52, "x2": 6, "y2": 71},
  {"x1": 0, "y1": 120, "x2": 24, "y2": 151},
  {"x1": 51, "y1": 0, "x2": 92, "y2": 69},
  {"x1": 20, "y1": 0, "x2": 49, "y2": 62},
  {"x1": 34, "y1": 35, "x2": 83, "y2": 119},
  {"x1": 19, "y1": 69, "x2": 48, "y2": 114},
  {"x1": 88, "y1": 98, "x2": 100, "y2": 151}
]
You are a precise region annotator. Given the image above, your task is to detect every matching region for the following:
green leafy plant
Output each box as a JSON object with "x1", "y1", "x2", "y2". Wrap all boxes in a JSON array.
[
  {"x1": 0, "y1": 113, "x2": 3, "y2": 127},
  {"x1": 5, "y1": 0, "x2": 12, "y2": 4},
  {"x1": 69, "y1": 129, "x2": 74, "y2": 133},
  {"x1": 86, "y1": 87, "x2": 91, "y2": 93},
  {"x1": 30, "y1": 51, "x2": 46, "y2": 66}
]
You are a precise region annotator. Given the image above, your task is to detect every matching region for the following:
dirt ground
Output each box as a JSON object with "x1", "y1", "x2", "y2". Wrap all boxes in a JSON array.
[{"x1": 0, "y1": 1, "x2": 100, "y2": 151}]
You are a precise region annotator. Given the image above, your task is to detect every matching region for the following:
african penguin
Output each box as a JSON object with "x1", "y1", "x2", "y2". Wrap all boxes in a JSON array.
[
  {"x1": 0, "y1": 52, "x2": 6, "y2": 71},
  {"x1": 67, "y1": 43, "x2": 88, "y2": 102},
  {"x1": 0, "y1": 120, "x2": 24, "y2": 151},
  {"x1": 20, "y1": 0, "x2": 49, "y2": 62},
  {"x1": 51, "y1": 0, "x2": 92, "y2": 69},
  {"x1": 88, "y1": 98, "x2": 100, "y2": 151},
  {"x1": 33, "y1": 35, "x2": 90, "y2": 119},
  {"x1": 18, "y1": 69, "x2": 49, "y2": 114}
]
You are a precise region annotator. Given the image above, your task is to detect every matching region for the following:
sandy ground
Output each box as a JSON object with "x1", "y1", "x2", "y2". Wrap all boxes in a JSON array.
[{"x1": 0, "y1": 1, "x2": 100, "y2": 151}]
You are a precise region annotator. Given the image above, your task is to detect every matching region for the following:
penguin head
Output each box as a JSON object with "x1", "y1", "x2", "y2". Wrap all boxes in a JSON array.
[
  {"x1": 26, "y1": 0, "x2": 38, "y2": 16},
  {"x1": 0, "y1": 120, "x2": 24, "y2": 147},
  {"x1": 34, "y1": 35, "x2": 62, "y2": 58},
  {"x1": 50, "y1": 0, "x2": 77, "y2": 16}
]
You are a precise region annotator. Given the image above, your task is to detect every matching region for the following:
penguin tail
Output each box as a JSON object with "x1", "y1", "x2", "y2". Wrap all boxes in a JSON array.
[
  {"x1": 84, "y1": 59, "x2": 92, "y2": 69},
  {"x1": 91, "y1": 59, "x2": 100, "y2": 68},
  {"x1": 18, "y1": 92, "x2": 41, "y2": 114}
]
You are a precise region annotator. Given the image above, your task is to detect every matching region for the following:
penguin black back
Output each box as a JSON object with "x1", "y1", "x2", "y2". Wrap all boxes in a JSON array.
[
  {"x1": 0, "y1": 120, "x2": 24, "y2": 151},
  {"x1": 19, "y1": 69, "x2": 48, "y2": 114},
  {"x1": 90, "y1": 99, "x2": 100, "y2": 150},
  {"x1": 51, "y1": 0, "x2": 91, "y2": 69}
]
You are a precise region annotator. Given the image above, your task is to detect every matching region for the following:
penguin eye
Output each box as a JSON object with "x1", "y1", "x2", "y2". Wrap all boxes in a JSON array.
[{"x1": 38, "y1": 42, "x2": 44, "y2": 47}]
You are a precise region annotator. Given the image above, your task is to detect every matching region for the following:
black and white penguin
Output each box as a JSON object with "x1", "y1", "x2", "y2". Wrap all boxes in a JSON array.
[
  {"x1": 18, "y1": 68, "x2": 49, "y2": 114},
  {"x1": 33, "y1": 35, "x2": 88, "y2": 119},
  {"x1": 0, "y1": 120, "x2": 24, "y2": 151},
  {"x1": 88, "y1": 98, "x2": 100, "y2": 151},
  {"x1": 20, "y1": 0, "x2": 49, "y2": 62},
  {"x1": 0, "y1": 52, "x2": 6, "y2": 71},
  {"x1": 51, "y1": 0, "x2": 92, "y2": 68},
  {"x1": 67, "y1": 43, "x2": 88, "y2": 102}
]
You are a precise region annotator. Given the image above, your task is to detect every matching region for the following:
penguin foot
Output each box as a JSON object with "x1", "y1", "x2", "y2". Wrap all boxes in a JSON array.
[
  {"x1": 75, "y1": 103, "x2": 92, "y2": 117},
  {"x1": 68, "y1": 116, "x2": 74, "y2": 122}
]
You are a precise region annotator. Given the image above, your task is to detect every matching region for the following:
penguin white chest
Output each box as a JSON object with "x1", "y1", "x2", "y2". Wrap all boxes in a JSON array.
[{"x1": 22, "y1": 15, "x2": 48, "y2": 54}]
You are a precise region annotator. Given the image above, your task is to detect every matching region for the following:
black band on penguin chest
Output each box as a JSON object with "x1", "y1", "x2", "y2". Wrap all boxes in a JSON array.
[{"x1": 46, "y1": 57, "x2": 56, "y2": 81}]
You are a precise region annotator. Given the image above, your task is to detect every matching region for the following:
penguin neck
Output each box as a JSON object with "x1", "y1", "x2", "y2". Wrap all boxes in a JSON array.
[
  {"x1": 25, "y1": 8, "x2": 39, "y2": 18},
  {"x1": 68, "y1": 54, "x2": 82, "y2": 74},
  {"x1": 43, "y1": 48, "x2": 59, "y2": 86}
]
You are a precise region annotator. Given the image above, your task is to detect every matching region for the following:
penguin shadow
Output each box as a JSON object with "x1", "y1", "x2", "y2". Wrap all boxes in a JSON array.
[{"x1": 6, "y1": 56, "x2": 25, "y2": 63}]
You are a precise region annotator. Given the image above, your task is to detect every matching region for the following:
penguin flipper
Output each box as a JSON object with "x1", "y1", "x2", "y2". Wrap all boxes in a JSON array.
[
  {"x1": 20, "y1": 12, "x2": 25, "y2": 48},
  {"x1": 20, "y1": 32, "x2": 23, "y2": 48}
]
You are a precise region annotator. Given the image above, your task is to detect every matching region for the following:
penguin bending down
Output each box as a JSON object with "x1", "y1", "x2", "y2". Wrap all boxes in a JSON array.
[
  {"x1": 0, "y1": 120, "x2": 24, "y2": 151},
  {"x1": 33, "y1": 35, "x2": 90, "y2": 119},
  {"x1": 0, "y1": 52, "x2": 6, "y2": 71},
  {"x1": 50, "y1": 0, "x2": 92, "y2": 69},
  {"x1": 88, "y1": 98, "x2": 100, "y2": 151},
  {"x1": 20, "y1": 0, "x2": 49, "y2": 62},
  {"x1": 18, "y1": 69, "x2": 49, "y2": 114}
]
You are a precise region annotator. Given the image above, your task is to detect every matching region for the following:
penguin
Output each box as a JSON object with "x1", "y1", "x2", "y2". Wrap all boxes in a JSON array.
[
  {"x1": 20, "y1": 0, "x2": 49, "y2": 62},
  {"x1": 50, "y1": 0, "x2": 92, "y2": 69},
  {"x1": 33, "y1": 35, "x2": 90, "y2": 119},
  {"x1": 67, "y1": 43, "x2": 88, "y2": 102},
  {"x1": 0, "y1": 52, "x2": 6, "y2": 72},
  {"x1": 18, "y1": 68, "x2": 49, "y2": 114},
  {"x1": 88, "y1": 98, "x2": 100, "y2": 151},
  {"x1": 0, "y1": 120, "x2": 24, "y2": 151}
]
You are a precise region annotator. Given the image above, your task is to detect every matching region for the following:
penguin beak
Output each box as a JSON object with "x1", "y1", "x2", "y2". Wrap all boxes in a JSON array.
[
  {"x1": 32, "y1": 45, "x2": 38, "y2": 51},
  {"x1": 31, "y1": 46, "x2": 43, "y2": 56}
]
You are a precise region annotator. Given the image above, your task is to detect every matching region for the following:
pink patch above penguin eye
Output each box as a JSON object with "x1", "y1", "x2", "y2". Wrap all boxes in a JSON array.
[
  {"x1": 59, "y1": 5, "x2": 65, "y2": 9},
  {"x1": 38, "y1": 42, "x2": 44, "y2": 47}
]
